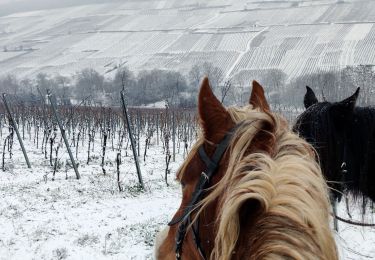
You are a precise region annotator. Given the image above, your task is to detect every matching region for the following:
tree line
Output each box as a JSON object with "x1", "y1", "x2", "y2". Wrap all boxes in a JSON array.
[
  {"x1": 231, "y1": 65, "x2": 375, "y2": 108},
  {"x1": 284, "y1": 65, "x2": 375, "y2": 107},
  {"x1": 0, "y1": 62, "x2": 226, "y2": 108},
  {"x1": 0, "y1": 63, "x2": 374, "y2": 108}
]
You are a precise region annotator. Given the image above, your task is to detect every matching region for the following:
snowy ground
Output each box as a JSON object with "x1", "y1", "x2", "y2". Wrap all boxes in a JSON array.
[
  {"x1": 0, "y1": 133, "x2": 374, "y2": 260},
  {"x1": 336, "y1": 202, "x2": 375, "y2": 259},
  {"x1": 0, "y1": 132, "x2": 184, "y2": 260}
]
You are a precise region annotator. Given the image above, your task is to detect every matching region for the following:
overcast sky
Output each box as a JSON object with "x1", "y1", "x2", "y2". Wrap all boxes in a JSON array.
[
  {"x1": 0, "y1": 0, "x2": 120, "y2": 16},
  {"x1": 0, "y1": 0, "x2": 14, "y2": 4}
]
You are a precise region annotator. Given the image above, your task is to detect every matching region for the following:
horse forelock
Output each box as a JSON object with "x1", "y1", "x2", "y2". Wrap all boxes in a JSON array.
[
  {"x1": 193, "y1": 105, "x2": 338, "y2": 260},
  {"x1": 294, "y1": 102, "x2": 341, "y2": 183}
]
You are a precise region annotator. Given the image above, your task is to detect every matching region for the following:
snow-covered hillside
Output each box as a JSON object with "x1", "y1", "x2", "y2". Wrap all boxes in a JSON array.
[{"x1": 0, "y1": 0, "x2": 375, "y2": 81}]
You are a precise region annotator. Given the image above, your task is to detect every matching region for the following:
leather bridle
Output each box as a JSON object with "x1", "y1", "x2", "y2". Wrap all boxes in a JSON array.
[{"x1": 168, "y1": 125, "x2": 240, "y2": 260}]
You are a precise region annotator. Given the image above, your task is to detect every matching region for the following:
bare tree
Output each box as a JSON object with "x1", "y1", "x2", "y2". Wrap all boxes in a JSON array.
[
  {"x1": 188, "y1": 62, "x2": 224, "y2": 93},
  {"x1": 75, "y1": 68, "x2": 104, "y2": 100},
  {"x1": 260, "y1": 69, "x2": 287, "y2": 105},
  {"x1": 202, "y1": 62, "x2": 224, "y2": 92},
  {"x1": 220, "y1": 80, "x2": 232, "y2": 103},
  {"x1": 54, "y1": 75, "x2": 71, "y2": 104},
  {"x1": 0, "y1": 74, "x2": 19, "y2": 95},
  {"x1": 341, "y1": 65, "x2": 375, "y2": 105},
  {"x1": 188, "y1": 64, "x2": 203, "y2": 88}
]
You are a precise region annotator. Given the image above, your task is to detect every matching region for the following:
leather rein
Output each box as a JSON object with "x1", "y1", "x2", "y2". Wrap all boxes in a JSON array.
[{"x1": 168, "y1": 125, "x2": 240, "y2": 260}]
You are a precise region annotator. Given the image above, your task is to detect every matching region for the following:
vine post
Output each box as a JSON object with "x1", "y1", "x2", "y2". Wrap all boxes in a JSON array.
[
  {"x1": 2, "y1": 93, "x2": 31, "y2": 168},
  {"x1": 47, "y1": 89, "x2": 80, "y2": 179},
  {"x1": 120, "y1": 90, "x2": 144, "y2": 190},
  {"x1": 172, "y1": 110, "x2": 176, "y2": 162}
]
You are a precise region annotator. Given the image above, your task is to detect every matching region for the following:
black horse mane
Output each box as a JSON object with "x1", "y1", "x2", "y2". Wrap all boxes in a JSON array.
[
  {"x1": 294, "y1": 88, "x2": 375, "y2": 212},
  {"x1": 346, "y1": 107, "x2": 375, "y2": 202}
]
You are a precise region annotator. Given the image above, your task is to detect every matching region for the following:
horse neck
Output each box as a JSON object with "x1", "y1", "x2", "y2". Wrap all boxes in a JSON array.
[{"x1": 212, "y1": 128, "x2": 337, "y2": 260}]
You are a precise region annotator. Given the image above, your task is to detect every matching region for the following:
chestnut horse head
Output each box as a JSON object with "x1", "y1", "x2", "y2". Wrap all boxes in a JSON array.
[{"x1": 155, "y1": 78, "x2": 338, "y2": 260}]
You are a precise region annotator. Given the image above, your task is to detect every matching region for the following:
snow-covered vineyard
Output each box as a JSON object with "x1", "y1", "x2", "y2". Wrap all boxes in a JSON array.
[
  {"x1": 0, "y1": 104, "x2": 374, "y2": 259},
  {"x1": 0, "y1": 106, "x2": 197, "y2": 259},
  {"x1": 1, "y1": 0, "x2": 375, "y2": 259},
  {"x1": 1, "y1": 0, "x2": 375, "y2": 81}
]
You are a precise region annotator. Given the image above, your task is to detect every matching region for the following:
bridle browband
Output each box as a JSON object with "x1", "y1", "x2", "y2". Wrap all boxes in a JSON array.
[{"x1": 168, "y1": 124, "x2": 240, "y2": 260}]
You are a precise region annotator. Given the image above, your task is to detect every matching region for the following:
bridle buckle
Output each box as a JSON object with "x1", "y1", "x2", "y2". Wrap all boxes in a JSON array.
[{"x1": 201, "y1": 172, "x2": 209, "y2": 181}]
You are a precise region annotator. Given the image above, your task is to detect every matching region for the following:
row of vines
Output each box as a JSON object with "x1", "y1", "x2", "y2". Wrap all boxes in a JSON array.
[{"x1": 0, "y1": 94, "x2": 199, "y2": 191}]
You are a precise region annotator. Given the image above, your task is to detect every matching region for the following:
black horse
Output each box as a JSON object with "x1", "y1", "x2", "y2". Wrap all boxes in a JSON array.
[{"x1": 293, "y1": 86, "x2": 375, "y2": 212}]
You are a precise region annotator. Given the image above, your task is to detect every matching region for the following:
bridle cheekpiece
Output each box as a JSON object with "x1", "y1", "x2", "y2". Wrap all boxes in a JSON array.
[{"x1": 168, "y1": 124, "x2": 240, "y2": 260}]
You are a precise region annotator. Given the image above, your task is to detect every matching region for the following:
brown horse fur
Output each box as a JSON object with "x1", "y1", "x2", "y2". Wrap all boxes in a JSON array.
[{"x1": 155, "y1": 78, "x2": 338, "y2": 260}]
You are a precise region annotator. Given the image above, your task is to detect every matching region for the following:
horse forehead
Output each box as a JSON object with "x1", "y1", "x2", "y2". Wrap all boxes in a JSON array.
[
  {"x1": 307, "y1": 102, "x2": 330, "y2": 115},
  {"x1": 297, "y1": 102, "x2": 330, "y2": 124},
  {"x1": 179, "y1": 152, "x2": 203, "y2": 182}
]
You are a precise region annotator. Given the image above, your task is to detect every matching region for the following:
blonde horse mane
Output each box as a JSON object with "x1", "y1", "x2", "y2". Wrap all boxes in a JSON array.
[{"x1": 193, "y1": 105, "x2": 338, "y2": 260}]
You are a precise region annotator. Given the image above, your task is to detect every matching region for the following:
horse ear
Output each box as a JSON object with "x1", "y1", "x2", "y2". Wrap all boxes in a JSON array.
[
  {"x1": 198, "y1": 77, "x2": 233, "y2": 142},
  {"x1": 330, "y1": 88, "x2": 360, "y2": 123},
  {"x1": 333, "y1": 87, "x2": 360, "y2": 111},
  {"x1": 304, "y1": 86, "x2": 318, "y2": 109},
  {"x1": 249, "y1": 80, "x2": 270, "y2": 111}
]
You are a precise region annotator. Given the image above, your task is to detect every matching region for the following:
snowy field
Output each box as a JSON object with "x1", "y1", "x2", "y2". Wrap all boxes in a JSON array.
[
  {"x1": 0, "y1": 128, "x2": 374, "y2": 260},
  {"x1": 0, "y1": 128, "x2": 184, "y2": 260}
]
